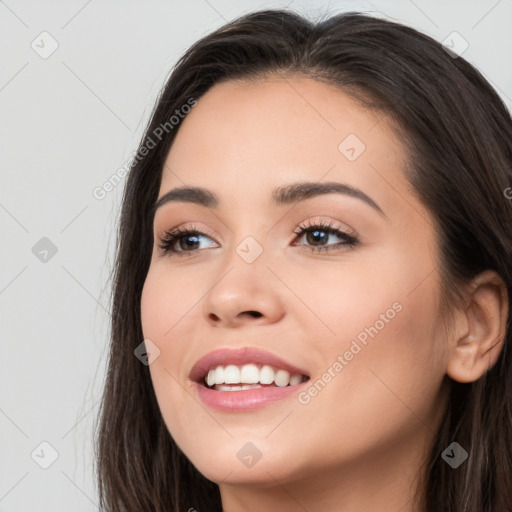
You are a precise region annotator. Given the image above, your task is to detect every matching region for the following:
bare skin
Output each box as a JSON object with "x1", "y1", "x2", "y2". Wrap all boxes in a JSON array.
[{"x1": 140, "y1": 76, "x2": 507, "y2": 512}]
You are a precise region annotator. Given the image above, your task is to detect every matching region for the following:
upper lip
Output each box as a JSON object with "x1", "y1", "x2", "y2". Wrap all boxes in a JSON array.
[{"x1": 189, "y1": 347, "x2": 310, "y2": 384}]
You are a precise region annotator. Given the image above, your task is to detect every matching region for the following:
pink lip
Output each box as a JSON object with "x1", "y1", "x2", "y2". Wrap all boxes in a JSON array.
[
  {"x1": 189, "y1": 347, "x2": 310, "y2": 412},
  {"x1": 192, "y1": 381, "x2": 309, "y2": 412},
  {"x1": 189, "y1": 347, "x2": 309, "y2": 384}
]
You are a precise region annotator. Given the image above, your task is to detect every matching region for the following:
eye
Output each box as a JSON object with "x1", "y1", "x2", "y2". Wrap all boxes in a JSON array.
[
  {"x1": 292, "y1": 220, "x2": 359, "y2": 253},
  {"x1": 157, "y1": 225, "x2": 217, "y2": 256},
  {"x1": 157, "y1": 220, "x2": 359, "y2": 257}
]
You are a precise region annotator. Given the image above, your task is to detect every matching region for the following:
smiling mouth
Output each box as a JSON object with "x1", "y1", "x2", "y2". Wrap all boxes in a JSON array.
[{"x1": 201, "y1": 363, "x2": 310, "y2": 391}]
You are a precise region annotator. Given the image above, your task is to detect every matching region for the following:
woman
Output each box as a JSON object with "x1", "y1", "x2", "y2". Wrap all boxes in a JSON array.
[{"x1": 95, "y1": 8, "x2": 512, "y2": 512}]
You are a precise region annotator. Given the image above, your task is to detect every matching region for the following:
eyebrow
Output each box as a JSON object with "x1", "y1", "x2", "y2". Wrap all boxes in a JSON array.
[{"x1": 151, "y1": 181, "x2": 385, "y2": 217}]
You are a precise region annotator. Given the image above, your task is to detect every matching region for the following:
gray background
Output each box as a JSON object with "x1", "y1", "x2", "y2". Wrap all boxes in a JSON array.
[{"x1": 1, "y1": 0, "x2": 511, "y2": 510}]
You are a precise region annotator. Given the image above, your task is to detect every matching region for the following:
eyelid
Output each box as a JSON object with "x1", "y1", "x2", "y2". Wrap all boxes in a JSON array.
[
  {"x1": 157, "y1": 216, "x2": 362, "y2": 258},
  {"x1": 156, "y1": 217, "x2": 357, "y2": 244},
  {"x1": 156, "y1": 222, "x2": 220, "y2": 256},
  {"x1": 156, "y1": 221, "x2": 218, "y2": 240},
  {"x1": 292, "y1": 217, "x2": 358, "y2": 239}
]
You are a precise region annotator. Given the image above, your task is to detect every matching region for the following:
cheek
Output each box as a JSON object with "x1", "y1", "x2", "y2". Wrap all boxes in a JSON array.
[
  {"x1": 140, "y1": 268, "x2": 197, "y2": 449},
  {"x1": 287, "y1": 256, "x2": 406, "y2": 354},
  {"x1": 300, "y1": 275, "x2": 446, "y2": 451},
  {"x1": 140, "y1": 267, "x2": 190, "y2": 406},
  {"x1": 141, "y1": 264, "x2": 200, "y2": 343},
  {"x1": 140, "y1": 265, "x2": 206, "y2": 383},
  {"x1": 296, "y1": 249, "x2": 446, "y2": 408},
  {"x1": 284, "y1": 294, "x2": 444, "y2": 480}
]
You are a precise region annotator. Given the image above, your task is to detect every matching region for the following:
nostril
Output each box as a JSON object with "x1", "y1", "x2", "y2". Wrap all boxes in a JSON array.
[{"x1": 246, "y1": 311, "x2": 262, "y2": 318}]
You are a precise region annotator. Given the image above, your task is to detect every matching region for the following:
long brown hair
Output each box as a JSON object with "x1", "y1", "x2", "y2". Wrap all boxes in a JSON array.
[{"x1": 94, "y1": 9, "x2": 512, "y2": 511}]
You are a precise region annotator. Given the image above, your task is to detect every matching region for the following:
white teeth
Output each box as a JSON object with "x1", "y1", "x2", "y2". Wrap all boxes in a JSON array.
[
  {"x1": 216, "y1": 384, "x2": 263, "y2": 391},
  {"x1": 203, "y1": 363, "x2": 305, "y2": 388},
  {"x1": 240, "y1": 364, "x2": 260, "y2": 384},
  {"x1": 259, "y1": 365, "x2": 275, "y2": 384},
  {"x1": 214, "y1": 366, "x2": 225, "y2": 385},
  {"x1": 289, "y1": 374, "x2": 302, "y2": 386},
  {"x1": 206, "y1": 370, "x2": 216, "y2": 387},
  {"x1": 224, "y1": 365, "x2": 241, "y2": 384},
  {"x1": 274, "y1": 369, "x2": 290, "y2": 387}
]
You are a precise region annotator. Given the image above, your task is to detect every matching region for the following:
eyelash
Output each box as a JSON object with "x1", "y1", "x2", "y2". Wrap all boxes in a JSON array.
[{"x1": 157, "y1": 220, "x2": 359, "y2": 257}]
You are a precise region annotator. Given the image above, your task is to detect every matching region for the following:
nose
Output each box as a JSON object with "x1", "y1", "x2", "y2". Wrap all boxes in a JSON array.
[{"x1": 201, "y1": 252, "x2": 285, "y2": 328}]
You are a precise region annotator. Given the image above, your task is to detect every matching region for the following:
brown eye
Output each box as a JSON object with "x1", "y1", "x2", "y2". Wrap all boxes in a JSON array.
[
  {"x1": 158, "y1": 226, "x2": 217, "y2": 256},
  {"x1": 293, "y1": 221, "x2": 359, "y2": 253}
]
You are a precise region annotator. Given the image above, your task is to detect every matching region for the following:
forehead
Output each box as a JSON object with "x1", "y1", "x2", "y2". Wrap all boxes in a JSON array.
[{"x1": 159, "y1": 76, "x2": 417, "y2": 217}]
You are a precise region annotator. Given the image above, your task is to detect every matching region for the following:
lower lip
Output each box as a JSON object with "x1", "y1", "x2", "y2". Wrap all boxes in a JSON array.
[{"x1": 192, "y1": 381, "x2": 308, "y2": 412}]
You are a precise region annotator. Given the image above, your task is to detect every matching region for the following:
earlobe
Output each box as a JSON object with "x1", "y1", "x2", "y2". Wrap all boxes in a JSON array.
[{"x1": 446, "y1": 270, "x2": 508, "y2": 384}]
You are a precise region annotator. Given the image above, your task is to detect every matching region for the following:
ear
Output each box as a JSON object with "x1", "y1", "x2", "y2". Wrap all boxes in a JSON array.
[{"x1": 446, "y1": 270, "x2": 509, "y2": 383}]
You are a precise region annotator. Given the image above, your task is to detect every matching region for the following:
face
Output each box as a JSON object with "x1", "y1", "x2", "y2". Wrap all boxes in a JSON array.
[{"x1": 140, "y1": 76, "x2": 451, "y2": 492}]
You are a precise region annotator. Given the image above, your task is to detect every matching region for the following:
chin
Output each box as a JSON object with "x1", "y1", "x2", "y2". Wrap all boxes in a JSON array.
[{"x1": 181, "y1": 441, "x2": 298, "y2": 487}]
